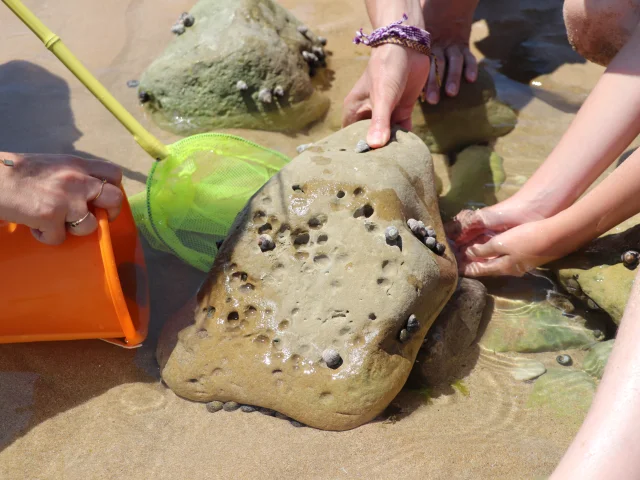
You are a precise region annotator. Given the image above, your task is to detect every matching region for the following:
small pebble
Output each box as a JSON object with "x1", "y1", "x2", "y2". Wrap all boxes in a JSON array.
[
  {"x1": 259, "y1": 407, "x2": 275, "y2": 416},
  {"x1": 318, "y1": 36, "x2": 327, "y2": 45},
  {"x1": 290, "y1": 420, "x2": 304, "y2": 428},
  {"x1": 296, "y1": 143, "x2": 312, "y2": 154},
  {"x1": 425, "y1": 237, "x2": 437, "y2": 249},
  {"x1": 206, "y1": 401, "x2": 224, "y2": 413},
  {"x1": 236, "y1": 80, "x2": 248, "y2": 91},
  {"x1": 593, "y1": 329, "x2": 603, "y2": 339},
  {"x1": 240, "y1": 405, "x2": 257, "y2": 413},
  {"x1": 385, "y1": 226, "x2": 399, "y2": 242},
  {"x1": 556, "y1": 354, "x2": 572, "y2": 366},
  {"x1": 275, "y1": 412, "x2": 289, "y2": 420},
  {"x1": 181, "y1": 13, "x2": 195, "y2": 27},
  {"x1": 354, "y1": 139, "x2": 371, "y2": 153},
  {"x1": 425, "y1": 227, "x2": 436, "y2": 238},
  {"x1": 622, "y1": 250, "x2": 639, "y2": 270},
  {"x1": 297, "y1": 25, "x2": 308, "y2": 34},
  {"x1": 258, "y1": 88, "x2": 272, "y2": 104},
  {"x1": 171, "y1": 23, "x2": 186, "y2": 35},
  {"x1": 407, "y1": 219, "x2": 420, "y2": 232},
  {"x1": 322, "y1": 349, "x2": 343, "y2": 369},
  {"x1": 311, "y1": 46, "x2": 325, "y2": 58},
  {"x1": 126, "y1": 79, "x2": 139, "y2": 88},
  {"x1": 398, "y1": 329, "x2": 410, "y2": 343},
  {"x1": 258, "y1": 234, "x2": 275, "y2": 252},
  {"x1": 302, "y1": 51, "x2": 319, "y2": 63},
  {"x1": 222, "y1": 401, "x2": 240, "y2": 411},
  {"x1": 406, "y1": 314, "x2": 419, "y2": 333},
  {"x1": 435, "y1": 243, "x2": 446, "y2": 256},
  {"x1": 138, "y1": 91, "x2": 150, "y2": 103},
  {"x1": 273, "y1": 85, "x2": 285, "y2": 97}
]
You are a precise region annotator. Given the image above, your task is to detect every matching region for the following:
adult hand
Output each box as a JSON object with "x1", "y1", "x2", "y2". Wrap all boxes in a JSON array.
[
  {"x1": 342, "y1": 43, "x2": 431, "y2": 148},
  {"x1": 0, "y1": 153, "x2": 123, "y2": 245},
  {"x1": 456, "y1": 219, "x2": 563, "y2": 277},
  {"x1": 421, "y1": 0, "x2": 479, "y2": 104}
]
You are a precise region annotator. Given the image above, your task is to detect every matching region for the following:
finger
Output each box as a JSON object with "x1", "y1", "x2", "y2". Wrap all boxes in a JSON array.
[
  {"x1": 465, "y1": 238, "x2": 500, "y2": 259},
  {"x1": 66, "y1": 209, "x2": 98, "y2": 237},
  {"x1": 367, "y1": 84, "x2": 398, "y2": 148},
  {"x1": 445, "y1": 45, "x2": 464, "y2": 97},
  {"x1": 445, "y1": 209, "x2": 485, "y2": 243},
  {"x1": 395, "y1": 117, "x2": 412, "y2": 131},
  {"x1": 463, "y1": 48, "x2": 478, "y2": 83},
  {"x1": 462, "y1": 256, "x2": 517, "y2": 277},
  {"x1": 91, "y1": 183, "x2": 124, "y2": 221},
  {"x1": 80, "y1": 158, "x2": 123, "y2": 186},
  {"x1": 342, "y1": 75, "x2": 370, "y2": 127},
  {"x1": 425, "y1": 48, "x2": 445, "y2": 105},
  {"x1": 31, "y1": 226, "x2": 66, "y2": 246}
]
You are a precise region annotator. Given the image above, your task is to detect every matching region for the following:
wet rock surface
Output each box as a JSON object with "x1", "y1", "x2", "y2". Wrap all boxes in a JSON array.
[
  {"x1": 411, "y1": 67, "x2": 517, "y2": 154},
  {"x1": 479, "y1": 298, "x2": 604, "y2": 353},
  {"x1": 158, "y1": 121, "x2": 458, "y2": 431},
  {"x1": 139, "y1": 0, "x2": 330, "y2": 134},
  {"x1": 410, "y1": 278, "x2": 487, "y2": 386},
  {"x1": 583, "y1": 339, "x2": 614, "y2": 379},
  {"x1": 551, "y1": 217, "x2": 640, "y2": 325}
]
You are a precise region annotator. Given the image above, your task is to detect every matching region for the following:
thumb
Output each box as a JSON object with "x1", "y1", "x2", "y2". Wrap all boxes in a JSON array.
[
  {"x1": 465, "y1": 238, "x2": 500, "y2": 260},
  {"x1": 366, "y1": 97, "x2": 394, "y2": 148}
]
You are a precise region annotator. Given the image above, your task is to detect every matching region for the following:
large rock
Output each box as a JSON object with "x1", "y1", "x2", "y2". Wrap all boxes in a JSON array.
[
  {"x1": 410, "y1": 278, "x2": 487, "y2": 386},
  {"x1": 479, "y1": 298, "x2": 604, "y2": 353},
  {"x1": 139, "y1": 0, "x2": 330, "y2": 134},
  {"x1": 157, "y1": 121, "x2": 458, "y2": 431},
  {"x1": 551, "y1": 216, "x2": 640, "y2": 325},
  {"x1": 438, "y1": 146, "x2": 506, "y2": 219},
  {"x1": 411, "y1": 67, "x2": 517, "y2": 154}
]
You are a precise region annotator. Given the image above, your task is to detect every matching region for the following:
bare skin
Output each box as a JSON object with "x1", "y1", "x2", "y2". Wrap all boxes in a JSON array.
[
  {"x1": 342, "y1": 0, "x2": 478, "y2": 148},
  {"x1": 0, "y1": 153, "x2": 123, "y2": 245}
]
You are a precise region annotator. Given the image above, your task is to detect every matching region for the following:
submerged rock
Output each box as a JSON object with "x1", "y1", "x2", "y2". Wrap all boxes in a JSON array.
[
  {"x1": 510, "y1": 358, "x2": 546, "y2": 382},
  {"x1": 479, "y1": 298, "x2": 604, "y2": 353},
  {"x1": 439, "y1": 145, "x2": 506, "y2": 218},
  {"x1": 139, "y1": 0, "x2": 330, "y2": 134},
  {"x1": 551, "y1": 216, "x2": 640, "y2": 325},
  {"x1": 583, "y1": 339, "x2": 614, "y2": 379},
  {"x1": 527, "y1": 369, "x2": 596, "y2": 426},
  {"x1": 157, "y1": 121, "x2": 458, "y2": 431},
  {"x1": 410, "y1": 278, "x2": 487, "y2": 386},
  {"x1": 411, "y1": 67, "x2": 517, "y2": 154}
]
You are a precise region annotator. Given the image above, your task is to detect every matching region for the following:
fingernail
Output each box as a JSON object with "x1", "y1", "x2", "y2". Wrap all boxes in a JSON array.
[
  {"x1": 468, "y1": 71, "x2": 477, "y2": 82},
  {"x1": 446, "y1": 83, "x2": 457, "y2": 95},
  {"x1": 427, "y1": 92, "x2": 438, "y2": 104},
  {"x1": 369, "y1": 131, "x2": 383, "y2": 147}
]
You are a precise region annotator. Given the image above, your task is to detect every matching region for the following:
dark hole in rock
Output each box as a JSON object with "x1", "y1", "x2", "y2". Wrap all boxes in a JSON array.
[
  {"x1": 369, "y1": 313, "x2": 377, "y2": 320},
  {"x1": 354, "y1": 187, "x2": 364, "y2": 196},
  {"x1": 227, "y1": 311, "x2": 240, "y2": 321},
  {"x1": 258, "y1": 223, "x2": 272, "y2": 234},
  {"x1": 293, "y1": 231, "x2": 311, "y2": 245},
  {"x1": 308, "y1": 217, "x2": 324, "y2": 229},
  {"x1": 188, "y1": 378, "x2": 198, "y2": 383},
  {"x1": 317, "y1": 234, "x2": 328, "y2": 244},
  {"x1": 339, "y1": 148, "x2": 346, "y2": 152},
  {"x1": 337, "y1": 190, "x2": 345, "y2": 198},
  {"x1": 253, "y1": 210, "x2": 266, "y2": 220},
  {"x1": 240, "y1": 283, "x2": 255, "y2": 292},
  {"x1": 292, "y1": 184, "x2": 304, "y2": 193},
  {"x1": 353, "y1": 204, "x2": 374, "y2": 218}
]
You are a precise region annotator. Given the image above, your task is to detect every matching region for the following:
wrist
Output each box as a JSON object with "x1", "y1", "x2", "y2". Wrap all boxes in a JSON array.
[{"x1": 366, "y1": 0, "x2": 425, "y2": 29}]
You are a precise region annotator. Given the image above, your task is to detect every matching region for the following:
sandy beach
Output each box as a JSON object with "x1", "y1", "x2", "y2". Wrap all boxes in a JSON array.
[{"x1": 0, "y1": 0, "x2": 633, "y2": 478}]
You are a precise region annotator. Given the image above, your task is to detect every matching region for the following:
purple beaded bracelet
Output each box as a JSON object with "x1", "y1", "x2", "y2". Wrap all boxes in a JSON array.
[
  {"x1": 354, "y1": 14, "x2": 440, "y2": 92},
  {"x1": 354, "y1": 14, "x2": 432, "y2": 56}
]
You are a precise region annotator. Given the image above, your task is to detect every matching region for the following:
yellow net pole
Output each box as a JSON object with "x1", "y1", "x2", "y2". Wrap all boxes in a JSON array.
[{"x1": 2, "y1": 0, "x2": 169, "y2": 161}]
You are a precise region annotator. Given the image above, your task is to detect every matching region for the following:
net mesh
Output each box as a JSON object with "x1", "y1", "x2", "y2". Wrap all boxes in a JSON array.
[{"x1": 130, "y1": 133, "x2": 290, "y2": 272}]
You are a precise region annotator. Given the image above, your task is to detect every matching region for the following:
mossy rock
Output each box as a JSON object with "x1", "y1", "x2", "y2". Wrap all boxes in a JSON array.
[
  {"x1": 583, "y1": 339, "x2": 614, "y2": 379},
  {"x1": 139, "y1": 0, "x2": 330, "y2": 134},
  {"x1": 411, "y1": 68, "x2": 517, "y2": 154}
]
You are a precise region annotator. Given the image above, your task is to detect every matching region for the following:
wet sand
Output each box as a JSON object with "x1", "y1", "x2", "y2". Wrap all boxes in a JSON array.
[{"x1": 0, "y1": 0, "x2": 631, "y2": 478}]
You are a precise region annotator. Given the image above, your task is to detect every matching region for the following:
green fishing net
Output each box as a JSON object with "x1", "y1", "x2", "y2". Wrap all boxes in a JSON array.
[{"x1": 129, "y1": 133, "x2": 290, "y2": 272}]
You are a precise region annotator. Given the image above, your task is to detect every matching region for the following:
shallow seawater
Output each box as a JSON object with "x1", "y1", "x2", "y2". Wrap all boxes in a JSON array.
[{"x1": 0, "y1": 0, "x2": 635, "y2": 478}]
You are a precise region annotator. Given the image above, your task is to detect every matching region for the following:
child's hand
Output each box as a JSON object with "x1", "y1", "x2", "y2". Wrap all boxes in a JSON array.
[{"x1": 456, "y1": 219, "x2": 563, "y2": 277}]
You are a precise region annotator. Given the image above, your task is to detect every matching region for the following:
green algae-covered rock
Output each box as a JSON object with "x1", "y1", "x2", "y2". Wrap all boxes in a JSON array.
[
  {"x1": 583, "y1": 339, "x2": 614, "y2": 379},
  {"x1": 139, "y1": 0, "x2": 330, "y2": 134},
  {"x1": 411, "y1": 68, "x2": 517, "y2": 154},
  {"x1": 551, "y1": 216, "x2": 640, "y2": 325},
  {"x1": 439, "y1": 145, "x2": 505, "y2": 218},
  {"x1": 479, "y1": 298, "x2": 604, "y2": 353},
  {"x1": 527, "y1": 369, "x2": 596, "y2": 425}
]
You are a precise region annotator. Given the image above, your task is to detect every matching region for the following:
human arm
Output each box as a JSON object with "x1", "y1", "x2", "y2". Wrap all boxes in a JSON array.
[
  {"x1": 0, "y1": 153, "x2": 123, "y2": 245},
  {"x1": 448, "y1": 23, "x2": 640, "y2": 248},
  {"x1": 342, "y1": 0, "x2": 480, "y2": 148},
  {"x1": 459, "y1": 145, "x2": 640, "y2": 276}
]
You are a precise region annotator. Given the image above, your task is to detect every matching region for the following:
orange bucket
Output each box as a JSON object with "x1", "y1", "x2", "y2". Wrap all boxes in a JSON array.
[{"x1": 0, "y1": 188, "x2": 149, "y2": 347}]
